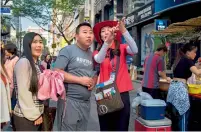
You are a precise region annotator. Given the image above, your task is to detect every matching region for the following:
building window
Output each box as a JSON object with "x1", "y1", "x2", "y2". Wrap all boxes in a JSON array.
[
  {"x1": 117, "y1": 0, "x2": 123, "y2": 13},
  {"x1": 128, "y1": 0, "x2": 145, "y2": 14},
  {"x1": 109, "y1": 6, "x2": 114, "y2": 20},
  {"x1": 104, "y1": 6, "x2": 109, "y2": 20}
]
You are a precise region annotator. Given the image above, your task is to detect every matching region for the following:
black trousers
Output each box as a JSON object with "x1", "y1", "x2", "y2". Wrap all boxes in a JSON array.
[
  {"x1": 13, "y1": 114, "x2": 42, "y2": 131},
  {"x1": 142, "y1": 87, "x2": 161, "y2": 99},
  {"x1": 98, "y1": 92, "x2": 130, "y2": 131}
]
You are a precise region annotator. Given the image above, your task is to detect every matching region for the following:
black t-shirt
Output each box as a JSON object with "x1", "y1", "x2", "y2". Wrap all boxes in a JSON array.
[{"x1": 174, "y1": 57, "x2": 195, "y2": 80}]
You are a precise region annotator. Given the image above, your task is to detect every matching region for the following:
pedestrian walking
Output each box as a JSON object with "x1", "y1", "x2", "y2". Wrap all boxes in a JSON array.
[
  {"x1": 4, "y1": 43, "x2": 19, "y2": 109},
  {"x1": 1, "y1": 44, "x2": 11, "y2": 130},
  {"x1": 54, "y1": 23, "x2": 97, "y2": 131},
  {"x1": 142, "y1": 44, "x2": 171, "y2": 99},
  {"x1": 12, "y1": 32, "x2": 44, "y2": 131},
  {"x1": 167, "y1": 41, "x2": 201, "y2": 131},
  {"x1": 93, "y1": 18, "x2": 138, "y2": 131}
]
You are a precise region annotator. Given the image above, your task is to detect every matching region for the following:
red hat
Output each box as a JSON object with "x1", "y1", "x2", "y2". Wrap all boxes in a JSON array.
[{"x1": 93, "y1": 20, "x2": 122, "y2": 45}]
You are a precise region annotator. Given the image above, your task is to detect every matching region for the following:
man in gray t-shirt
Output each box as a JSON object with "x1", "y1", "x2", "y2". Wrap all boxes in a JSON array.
[{"x1": 54, "y1": 23, "x2": 97, "y2": 131}]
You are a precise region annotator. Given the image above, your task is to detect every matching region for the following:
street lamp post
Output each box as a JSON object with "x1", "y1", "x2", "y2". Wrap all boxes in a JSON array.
[{"x1": 19, "y1": 16, "x2": 22, "y2": 56}]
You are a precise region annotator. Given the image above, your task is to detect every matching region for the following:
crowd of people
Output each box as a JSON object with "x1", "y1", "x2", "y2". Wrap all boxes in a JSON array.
[{"x1": 1, "y1": 17, "x2": 201, "y2": 131}]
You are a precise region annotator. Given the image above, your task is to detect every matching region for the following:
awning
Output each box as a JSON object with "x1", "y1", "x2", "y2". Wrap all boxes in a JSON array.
[
  {"x1": 152, "y1": 16, "x2": 201, "y2": 35},
  {"x1": 151, "y1": 16, "x2": 201, "y2": 43}
]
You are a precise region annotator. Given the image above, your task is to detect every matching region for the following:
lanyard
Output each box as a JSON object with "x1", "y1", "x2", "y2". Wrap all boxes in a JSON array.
[{"x1": 111, "y1": 57, "x2": 116, "y2": 72}]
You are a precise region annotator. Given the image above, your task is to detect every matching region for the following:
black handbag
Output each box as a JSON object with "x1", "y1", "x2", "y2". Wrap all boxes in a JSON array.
[{"x1": 96, "y1": 55, "x2": 124, "y2": 116}]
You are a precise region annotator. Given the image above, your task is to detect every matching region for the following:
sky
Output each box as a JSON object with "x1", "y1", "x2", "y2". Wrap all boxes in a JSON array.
[{"x1": 21, "y1": 17, "x2": 40, "y2": 31}]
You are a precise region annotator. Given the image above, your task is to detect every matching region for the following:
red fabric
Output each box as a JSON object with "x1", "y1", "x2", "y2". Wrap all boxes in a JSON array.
[
  {"x1": 94, "y1": 43, "x2": 134, "y2": 93},
  {"x1": 189, "y1": 94, "x2": 201, "y2": 99},
  {"x1": 1, "y1": 73, "x2": 7, "y2": 86},
  {"x1": 93, "y1": 21, "x2": 122, "y2": 45}
]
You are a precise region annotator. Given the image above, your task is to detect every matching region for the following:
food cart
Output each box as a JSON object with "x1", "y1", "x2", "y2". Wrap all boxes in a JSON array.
[{"x1": 151, "y1": 16, "x2": 201, "y2": 130}]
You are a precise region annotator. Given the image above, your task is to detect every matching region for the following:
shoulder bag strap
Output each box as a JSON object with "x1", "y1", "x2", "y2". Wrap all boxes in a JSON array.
[{"x1": 114, "y1": 55, "x2": 120, "y2": 82}]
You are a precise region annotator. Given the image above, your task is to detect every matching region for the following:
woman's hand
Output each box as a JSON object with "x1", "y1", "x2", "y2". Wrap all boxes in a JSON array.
[
  {"x1": 34, "y1": 116, "x2": 43, "y2": 125},
  {"x1": 116, "y1": 17, "x2": 127, "y2": 34}
]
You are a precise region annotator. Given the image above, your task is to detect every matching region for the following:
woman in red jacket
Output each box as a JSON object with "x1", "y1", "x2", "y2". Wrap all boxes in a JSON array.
[{"x1": 93, "y1": 18, "x2": 138, "y2": 131}]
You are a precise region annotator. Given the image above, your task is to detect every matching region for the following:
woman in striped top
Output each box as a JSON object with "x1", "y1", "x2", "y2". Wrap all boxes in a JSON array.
[{"x1": 13, "y1": 32, "x2": 44, "y2": 131}]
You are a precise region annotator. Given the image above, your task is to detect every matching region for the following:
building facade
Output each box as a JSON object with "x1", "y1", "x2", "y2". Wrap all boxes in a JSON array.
[{"x1": 125, "y1": 0, "x2": 201, "y2": 67}]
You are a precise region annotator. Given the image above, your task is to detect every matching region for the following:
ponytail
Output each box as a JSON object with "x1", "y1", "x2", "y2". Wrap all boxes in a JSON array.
[{"x1": 173, "y1": 47, "x2": 185, "y2": 71}]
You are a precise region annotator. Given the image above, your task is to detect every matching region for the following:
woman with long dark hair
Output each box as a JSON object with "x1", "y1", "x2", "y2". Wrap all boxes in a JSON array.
[
  {"x1": 93, "y1": 18, "x2": 138, "y2": 131},
  {"x1": 167, "y1": 41, "x2": 201, "y2": 131},
  {"x1": 12, "y1": 32, "x2": 44, "y2": 131}
]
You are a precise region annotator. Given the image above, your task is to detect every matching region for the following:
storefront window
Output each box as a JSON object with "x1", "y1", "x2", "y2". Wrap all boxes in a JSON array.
[{"x1": 109, "y1": 6, "x2": 114, "y2": 20}]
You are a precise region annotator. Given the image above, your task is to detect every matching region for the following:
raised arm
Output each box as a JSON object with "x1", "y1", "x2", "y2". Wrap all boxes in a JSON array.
[
  {"x1": 118, "y1": 18, "x2": 138, "y2": 54},
  {"x1": 123, "y1": 31, "x2": 138, "y2": 54}
]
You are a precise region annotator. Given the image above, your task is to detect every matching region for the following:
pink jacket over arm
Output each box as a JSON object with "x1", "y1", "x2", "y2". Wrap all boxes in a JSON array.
[{"x1": 38, "y1": 70, "x2": 66, "y2": 101}]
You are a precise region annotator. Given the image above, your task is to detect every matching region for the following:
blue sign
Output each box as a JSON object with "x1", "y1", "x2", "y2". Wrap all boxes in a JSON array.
[
  {"x1": 1, "y1": 7, "x2": 11, "y2": 14},
  {"x1": 155, "y1": 0, "x2": 197, "y2": 13},
  {"x1": 155, "y1": 19, "x2": 168, "y2": 31}
]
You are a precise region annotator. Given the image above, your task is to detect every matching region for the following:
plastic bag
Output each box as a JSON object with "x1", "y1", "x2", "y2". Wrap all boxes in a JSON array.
[
  {"x1": 131, "y1": 96, "x2": 142, "y2": 108},
  {"x1": 188, "y1": 73, "x2": 196, "y2": 84},
  {"x1": 139, "y1": 92, "x2": 153, "y2": 100}
]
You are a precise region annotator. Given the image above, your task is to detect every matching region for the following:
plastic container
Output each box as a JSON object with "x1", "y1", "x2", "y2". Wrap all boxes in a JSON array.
[
  {"x1": 135, "y1": 117, "x2": 172, "y2": 131},
  {"x1": 188, "y1": 84, "x2": 201, "y2": 94},
  {"x1": 140, "y1": 99, "x2": 166, "y2": 120}
]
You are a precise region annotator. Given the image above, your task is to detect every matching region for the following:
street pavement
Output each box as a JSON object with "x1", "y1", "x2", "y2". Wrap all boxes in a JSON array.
[{"x1": 4, "y1": 82, "x2": 142, "y2": 131}]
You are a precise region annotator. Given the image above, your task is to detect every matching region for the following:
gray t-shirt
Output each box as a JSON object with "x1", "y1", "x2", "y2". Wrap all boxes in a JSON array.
[{"x1": 55, "y1": 44, "x2": 95, "y2": 101}]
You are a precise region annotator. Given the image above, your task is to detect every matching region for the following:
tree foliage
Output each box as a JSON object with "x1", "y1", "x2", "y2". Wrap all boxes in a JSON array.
[
  {"x1": 42, "y1": 37, "x2": 47, "y2": 46},
  {"x1": 12, "y1": 0, "x2": 85, "y2": 44}
]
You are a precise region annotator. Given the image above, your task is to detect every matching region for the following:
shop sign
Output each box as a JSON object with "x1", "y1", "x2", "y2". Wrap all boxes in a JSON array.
[
  {"x1": 155, "y1": 19, "x2": 168, "y2": 31},
  {"x1": 1, "y1": 7, "x2": 11, "y2": 15},
  {"x1": 125, "y1": 1, "x2": 154, "y2": 27}
]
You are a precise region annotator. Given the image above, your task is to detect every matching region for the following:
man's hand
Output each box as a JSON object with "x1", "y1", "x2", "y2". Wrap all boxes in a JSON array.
[
  {"x1": 34, "y1": 116, "x2": 43, "y2": 126},
  {"x1": 88, "y1": 80, "x2": 95, "y2": 91},
  {"x1": 88, "y1": 76, "x2": 98, "y2": 91},
  {"x1": 79, "y1": 76, "x2": 93, "y2": 87}
]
